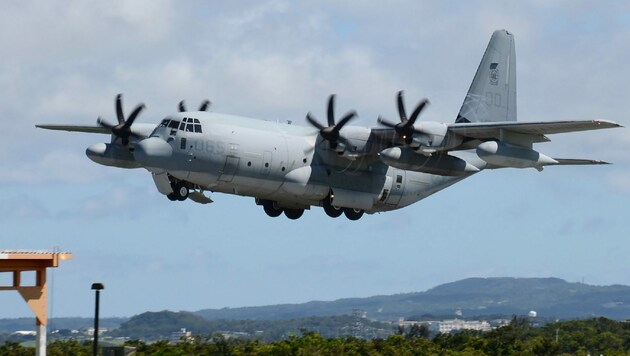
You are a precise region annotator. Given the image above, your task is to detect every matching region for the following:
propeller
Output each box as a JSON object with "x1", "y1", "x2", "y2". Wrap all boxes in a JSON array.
[
  {"x1": 178, "y1": 100, "x2": 211, "y2": 112},
  {"x1": 306, "y1": 95, "x2": 357, "y2": 149},
  {"x1": 378, "y1": 90, "x2": 429, "y2": 145},
  {"x1": 97, "y1": 94, "x2": 145, "y2": 146}
]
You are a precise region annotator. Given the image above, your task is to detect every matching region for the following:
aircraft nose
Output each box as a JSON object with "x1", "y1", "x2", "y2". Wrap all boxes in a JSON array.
[{"x1": 134, "y1": 137, "x2": 173, "y2": 171}]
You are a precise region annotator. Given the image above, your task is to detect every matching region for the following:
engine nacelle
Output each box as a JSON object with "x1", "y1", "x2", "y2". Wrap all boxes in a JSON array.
[
  {"x1": 379, "y1": 147, "x2": 479, "y2": 176},
  {"x1": 409, "y1": 122, "x2": 463, "y2": 151},
  {"x1": 86, "y1": 143, "x2": 141, "y2": 168},
  {"x1": 338, "y1": 126, "x2": 372, "y2": 153},
  {"x1": 476, "y1": 141, "x2": 558, "y2": 169}
]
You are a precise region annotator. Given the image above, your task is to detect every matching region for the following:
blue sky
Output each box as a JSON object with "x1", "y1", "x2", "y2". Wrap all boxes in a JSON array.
[{"x1": 1, "y1": 1, "x2": 629, "y2": 319}]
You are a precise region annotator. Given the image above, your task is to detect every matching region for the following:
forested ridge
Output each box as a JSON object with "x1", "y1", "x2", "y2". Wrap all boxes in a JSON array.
[{"x1": 2, "y1": 317, "x2": 630, "y2": 355}]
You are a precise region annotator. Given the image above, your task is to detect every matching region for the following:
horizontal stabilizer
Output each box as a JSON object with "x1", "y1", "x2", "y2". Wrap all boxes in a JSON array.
[{"x1": 551, "y1": 158, "x2": 611, "y2": 166}]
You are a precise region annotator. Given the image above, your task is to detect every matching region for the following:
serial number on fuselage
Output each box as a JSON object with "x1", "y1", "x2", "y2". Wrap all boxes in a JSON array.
[{"x1": 190, "y1": 139, "x2": 237, "y2": 155}]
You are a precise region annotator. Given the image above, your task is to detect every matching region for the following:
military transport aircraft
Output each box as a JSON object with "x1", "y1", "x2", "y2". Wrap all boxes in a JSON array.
[{"x1": 37, "y1": 30, "x2": 621, "y2": 220}]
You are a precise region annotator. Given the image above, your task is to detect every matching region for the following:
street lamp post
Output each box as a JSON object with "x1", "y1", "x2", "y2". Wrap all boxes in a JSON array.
[{"x1": 91, "y1": 283, "x2": 104, "y2": 356}]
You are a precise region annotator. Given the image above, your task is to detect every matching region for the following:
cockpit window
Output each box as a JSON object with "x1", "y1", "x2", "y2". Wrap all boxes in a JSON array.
[
  {"x1": 160, "y1": 117, "x2": 202, "y2": 134},
  {"x1": 179, "y1": 117, "x2": 203, "y2": 133}
]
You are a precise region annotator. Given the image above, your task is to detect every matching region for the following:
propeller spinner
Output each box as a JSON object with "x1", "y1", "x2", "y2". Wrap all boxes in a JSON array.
[
  {"x1": 378, "y1": 91, "x2": 429, "y2": 145},
  {"x1": 306, "y1": 95, "x2": 357, "y2": 149},
  {"x1": 97, "y1": 94, "x2": 145, "y2": 146}
]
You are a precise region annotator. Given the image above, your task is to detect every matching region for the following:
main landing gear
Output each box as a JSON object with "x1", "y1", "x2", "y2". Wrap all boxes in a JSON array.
[
  {"x1": 167, "y1": 181, "x2": 189, "y2": 201},
  {"x1": 323, "y1": 195, "x2": 364, "y2": 220},
  {"x1": 260, "y1": 200, "x2": 305, "y2": 220},
  {"x1": 259, "y1": 199, "x2": 364, "y2": 220}
]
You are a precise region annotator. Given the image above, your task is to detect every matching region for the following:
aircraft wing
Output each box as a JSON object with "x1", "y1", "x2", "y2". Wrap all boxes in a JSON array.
[
  {"x1": 35, "y1": 124, "x2": 110, "y2": 134},
  {"x1": 36, "y1": 123, "x2": 156, "y2": 138},
  {"x1": 448, "y1": 119, "x2": 622, "y2": 142},
  {"x1": 550, "y1": 158, "x2": 610, "y2": 165}
]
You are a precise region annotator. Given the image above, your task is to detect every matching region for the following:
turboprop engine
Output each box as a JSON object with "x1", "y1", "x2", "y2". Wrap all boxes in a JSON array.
[
  {"x1": 476, "y1": 141, "x2": 558, "y2": 171},
  {"x1": 379, "y1": 147, "x2": 479, "y2": 176},
  {"x1": 86, "y1": 143, "x2": 140, "y2": 168}
]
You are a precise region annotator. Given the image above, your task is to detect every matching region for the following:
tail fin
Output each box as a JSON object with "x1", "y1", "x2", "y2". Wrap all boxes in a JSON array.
[{"x1": 456, "y1": 29, "x2": 516, "y2": 123}]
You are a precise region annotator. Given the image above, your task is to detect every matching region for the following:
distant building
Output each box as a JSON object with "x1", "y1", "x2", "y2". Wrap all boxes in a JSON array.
[
  {"x1": 11, "y1": 330, "x2": 37, "y2": 336},
  {"x1": 86, "y1": 327, "x2": 107, "y2": 336},
  {"x1": 399, "y1": 319, "x2": 492, "y2": 334},
  {"x1": 170, "y1": 328, "x2": 192, "y2": 344},
  {"x1": 428, "y1": 319, "x2": 492, "y2": 333}
]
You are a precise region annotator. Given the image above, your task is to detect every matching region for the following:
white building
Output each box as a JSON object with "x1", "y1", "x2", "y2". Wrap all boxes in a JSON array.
[{"x1": 428, "y1": 319, "x2": 492, "y2": 334}]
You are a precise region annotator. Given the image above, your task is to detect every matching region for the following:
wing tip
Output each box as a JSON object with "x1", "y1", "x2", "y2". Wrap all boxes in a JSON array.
[
  {"x1": 593, "y1": 119, "x2": 624, "y2": 128},
  {"x1": 553, "y1": 158, "x2": 612, "y2": 166}
]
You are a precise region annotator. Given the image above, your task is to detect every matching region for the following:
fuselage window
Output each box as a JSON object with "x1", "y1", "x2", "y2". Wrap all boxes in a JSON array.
[
  {"x1": 194, "y1": 125, "x2": 202, "y2": 133},
  {"x1": 179, "y1": 122, "x2": 186, "y2": 131},
  {"x1": 396, "y1": 175, "x2": 403, "y2": 184},
  {"x1": 159, "y1": 119, "x2": 169, "y2": 128},
  {"x1": 180, "y1": 138, "x2": 187, "y2": 150},
  {"x1": 168, "y1": 120, "x2": 180, "y2": 129},
  {"x1": 186, "y1": 123, "x2": 194, "y2": 132}
]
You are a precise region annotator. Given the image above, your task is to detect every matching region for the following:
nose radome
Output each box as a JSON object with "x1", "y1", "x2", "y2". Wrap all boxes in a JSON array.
[{"x1": 134, "y1": 137, "x2": 173, "y2": 170}]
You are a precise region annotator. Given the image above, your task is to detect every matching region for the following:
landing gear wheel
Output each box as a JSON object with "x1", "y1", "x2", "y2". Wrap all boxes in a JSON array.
[
  {"x1": 344, "y1": 208, "x2": 364, "y2": 221},
  {"x1": 167, "y1": 193, "x2": 177, "y2": 201},
  {"x1": 172, "y1": 181, "x2": 189, "y2": 201},
  {"x1": 284, "y1": 209, "x2": 304, "y2": 220},
  {"x1": 263, "y1": 201, "x2": 283, "y2": 217},
  {"x1": 323, "y1": 197, "x2": 343, "y2": 218}
]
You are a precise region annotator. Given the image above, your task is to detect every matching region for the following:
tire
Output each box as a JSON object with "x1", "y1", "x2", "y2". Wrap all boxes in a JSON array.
[
  {"x1": 173, "y1": 181, "x2": 189, "y2": 201},
  {"x1": 323, "y1": 197, "x2": 343, "y2": 218},
  {"x1": 344, "y1": 208, "x2": 364, "y2": 221},
  {"x1": 263, "y1": 201, "x2": 283, "y2": 217},
  {"x1": 284, "y1": 209, "x2": 304, "y2": 220},
  {"x1": 167, "y1": 193, "x2": 177, "y2": 201}
]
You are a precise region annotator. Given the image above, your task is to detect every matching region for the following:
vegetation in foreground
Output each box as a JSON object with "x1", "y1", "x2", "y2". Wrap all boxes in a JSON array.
[{"x1": 1, "y1": 317, "x2": 630, "y2": 355}]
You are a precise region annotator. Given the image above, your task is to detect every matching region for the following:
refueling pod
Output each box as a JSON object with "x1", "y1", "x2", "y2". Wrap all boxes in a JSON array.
[
  {"x1": 476, "y1": 141, "x2": 558, "y2": 170},
  {"x1": 379, "y1": 147, "x2": 479, "y2": 176}
]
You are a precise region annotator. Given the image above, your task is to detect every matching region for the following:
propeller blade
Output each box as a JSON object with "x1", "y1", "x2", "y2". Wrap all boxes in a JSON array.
[
  {"x1": 99, "y1": 94, "x2": 146, "y2": 146},
  {"x1": 377, "y1": 116, "x2": 397, "y2": 128},
  {"x1": 397, "y1": 91, "x2": 407, "y2": 122},
  {"x1": 306, "y1": 95, "x2": 357, "y2": 151},
  {"x1": 123, "y1": 104, "x2": 145, "y2": 129},
  {"x1": 97, "y1": 117, "x2": 114, "y2": 130},
  {"x1": 335, "y1": 110, "x2": 357, "y2": 131},
  {"x1": 381, "y1": 91, "x2": 431, "y2": 145},
  {"x1": 115, "y1": 94, "x2": 125, "y2": 125},
  {"x1": 199, "y1": 100, "x2": 211, "y2": 111},
  {"x1": 408, "y1": 99, "x2": 429, "y2": 126},
  {"x1": 179, "y1": 100, "x2": 186, "y2": 112},
  {"x1": 327, "y1": 94, "x2": 336, "y2": 126},
  {"x1": 306, "y1": 113, "x2": 326, "y2": 131}
]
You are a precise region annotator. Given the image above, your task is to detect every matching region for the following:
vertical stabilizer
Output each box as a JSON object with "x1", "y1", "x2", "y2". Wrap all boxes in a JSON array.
[{"x1": 456, "y1": 29, "x2": 516, "y2": 123}]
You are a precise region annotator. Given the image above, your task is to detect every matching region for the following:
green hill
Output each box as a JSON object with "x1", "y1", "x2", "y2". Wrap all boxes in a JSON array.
[{"x1": 195, "y1": 277, "x2": 630, "y2": 321}]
